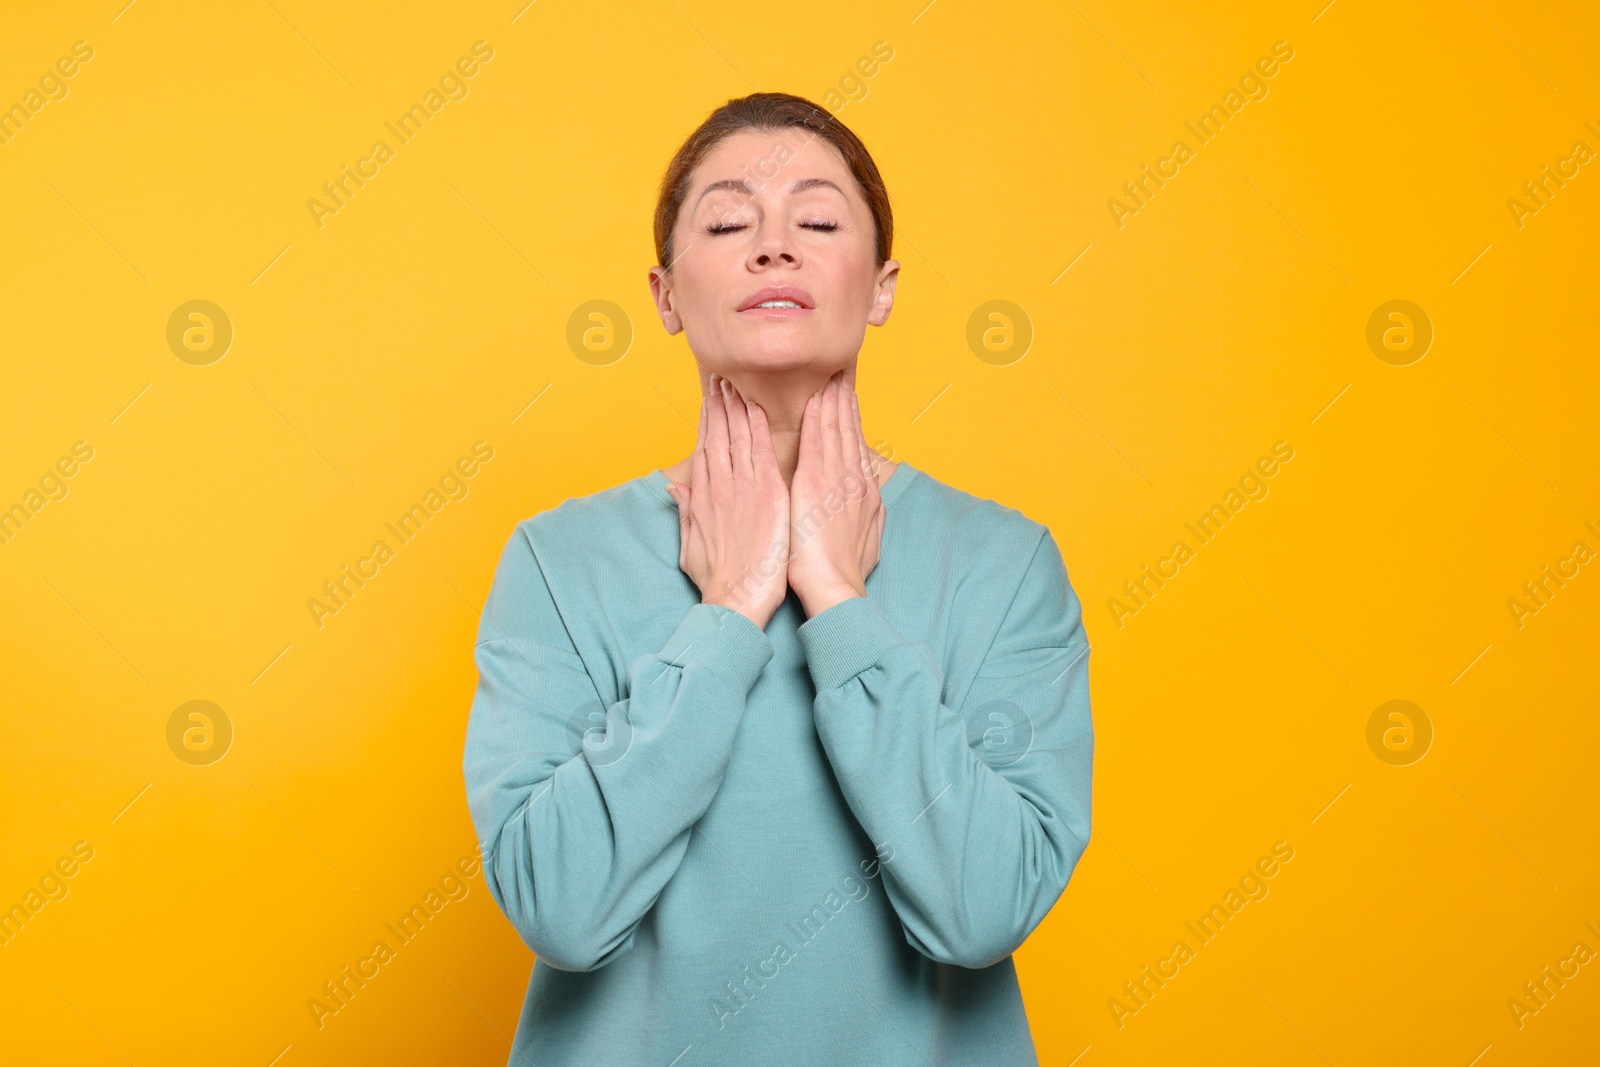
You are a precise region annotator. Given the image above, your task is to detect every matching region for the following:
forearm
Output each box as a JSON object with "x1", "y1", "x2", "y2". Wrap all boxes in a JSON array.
[
  {"x1": 800, "y1": 592, "x2": 1093, "y2": 970},
  {"x1": 466, "y1": 601, "x2": 772, "y2": 971}
]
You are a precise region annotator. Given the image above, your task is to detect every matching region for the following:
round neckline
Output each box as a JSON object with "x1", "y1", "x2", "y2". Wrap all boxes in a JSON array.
[{"x1": 645, "y1": 459, "x2": 917, "y2": 510}]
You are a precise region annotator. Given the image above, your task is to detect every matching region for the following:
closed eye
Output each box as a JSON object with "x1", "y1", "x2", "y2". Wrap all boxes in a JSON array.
[{"x1": 705, "y1": 221, "x2": 839, "y2": 235}]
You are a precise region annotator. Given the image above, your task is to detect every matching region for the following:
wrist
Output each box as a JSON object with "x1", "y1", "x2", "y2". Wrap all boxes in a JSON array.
[
  {"x1": 702, "y1": 596, "x2": 773, "y2": 630},
  {"x1": 797, "y1": 581, "x2": 865, "y2": 619}
]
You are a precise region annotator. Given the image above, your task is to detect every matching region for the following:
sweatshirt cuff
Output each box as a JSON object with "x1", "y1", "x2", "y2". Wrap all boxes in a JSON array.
[
  {"x1": 796, "y1": 595, "x2": 906, "y2": 691},
  {"x1": 659, "y1": 603, "x2": 774, "y2": 694}
]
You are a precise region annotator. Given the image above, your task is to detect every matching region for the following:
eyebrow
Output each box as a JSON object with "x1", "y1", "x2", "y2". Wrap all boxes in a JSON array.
[{"x1": 693, "y1": 177, "x2": 848, "y2": 205}]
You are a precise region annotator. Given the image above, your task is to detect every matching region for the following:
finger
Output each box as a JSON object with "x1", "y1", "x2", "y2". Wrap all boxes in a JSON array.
[
  {"x1": 665, "y1": 484, "x2": 688, "y2": 564},
  {"x1": 820, "y1": 372, "x2": 840, "y2": 484},
  {"x1": 747, "y1": 401, "x2": 778, "y2": 482},
  {"x1": 842, "y1": 383, "x2": 861, "y2": 497},
  {"x1": 836, "y1": 372, "x2": 862, "y2": 497},
  {"x1": 867, "y1": 500, "x2": 885, "y2": 575},
  {"x1": 797, "y1": 390, "x2": 822, "y2": 478},
  {"x1": 849, "y1": 384, "x2": 875, "y2": 501},
  {"x1": 691, "y1": 393, "x2": 710, "y2": 499},
  {"x1": 705, "y1": 374, "x2": 731, "y2": 481},
  {"x1": 722, "y1": 378, "x2": 754, "y2": 483},
  {"x1": 680, "y1": 486, "x2": 694, "y2": 570}
]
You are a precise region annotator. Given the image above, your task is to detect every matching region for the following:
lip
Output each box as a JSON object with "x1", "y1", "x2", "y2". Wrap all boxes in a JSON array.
[{"x1": 737, "y1": 284, "x2": 815, "y2": 315}]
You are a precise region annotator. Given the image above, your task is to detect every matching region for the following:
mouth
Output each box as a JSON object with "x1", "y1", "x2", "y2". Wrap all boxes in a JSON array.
[{"x1": 737, "y1": 285, "x2": 814, "y2": 318}]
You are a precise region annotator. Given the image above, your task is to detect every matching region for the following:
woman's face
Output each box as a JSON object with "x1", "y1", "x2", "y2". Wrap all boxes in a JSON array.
[{"x1": 648, "y1": 127, "x2": 898, "y2": 380}]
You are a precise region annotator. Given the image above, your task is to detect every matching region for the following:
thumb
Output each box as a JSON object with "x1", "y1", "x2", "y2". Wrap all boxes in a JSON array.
[
  {"x1": 668, "y1": 482, "x2": 690, "y2": 527},
  {"x1": 666, "y1": 484, "x2": 691, "y2": 569}
]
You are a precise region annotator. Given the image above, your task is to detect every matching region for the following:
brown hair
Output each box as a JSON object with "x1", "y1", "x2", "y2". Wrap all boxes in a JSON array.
[{"x1": 653, "y1": 92, "x2": 893, "y2": 271}]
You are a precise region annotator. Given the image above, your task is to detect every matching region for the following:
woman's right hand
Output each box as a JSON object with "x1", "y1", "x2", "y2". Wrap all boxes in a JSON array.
[{"x1": 664, "y1": 374, "x2": 790, "y2": 630}]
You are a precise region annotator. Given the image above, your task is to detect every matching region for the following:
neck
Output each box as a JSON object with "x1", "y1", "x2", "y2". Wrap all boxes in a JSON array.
[{"x1": 661, "y1": 364, "x2": 896, "y2": 489}]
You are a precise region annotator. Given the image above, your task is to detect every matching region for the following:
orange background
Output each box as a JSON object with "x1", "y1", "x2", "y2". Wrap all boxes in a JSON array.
[{"x1": 2, "y1": 1, "x2": 1596, "y2": 1063}]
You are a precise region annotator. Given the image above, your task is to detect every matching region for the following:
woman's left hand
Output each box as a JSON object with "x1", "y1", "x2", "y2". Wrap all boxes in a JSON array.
[{"x1": 787, "y1": 370, "x2": 886, "y2": 618}]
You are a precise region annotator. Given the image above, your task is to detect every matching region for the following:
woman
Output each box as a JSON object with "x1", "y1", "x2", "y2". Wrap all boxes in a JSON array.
[{"x1": 463, "y1": 92, "x2": 1093, "y2": 1065}]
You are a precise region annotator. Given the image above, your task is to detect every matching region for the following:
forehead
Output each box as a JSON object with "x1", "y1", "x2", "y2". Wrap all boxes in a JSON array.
[{"x1": 688, "y1": 127, "x2": 856, "y2": 201}]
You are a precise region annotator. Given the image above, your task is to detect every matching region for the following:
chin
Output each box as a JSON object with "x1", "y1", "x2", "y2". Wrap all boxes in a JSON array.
[
  {"x1": 714, "y1": 339, "x2": 837, "y2": 373},
  {"x1": 754, "y1": 342, "x2": 832, "y2": 367}
]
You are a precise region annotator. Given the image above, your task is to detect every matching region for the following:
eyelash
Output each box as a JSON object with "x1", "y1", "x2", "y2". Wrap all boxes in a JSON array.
[{"x1": 706, "y1": 221, "x2": 838, "y2": 234}]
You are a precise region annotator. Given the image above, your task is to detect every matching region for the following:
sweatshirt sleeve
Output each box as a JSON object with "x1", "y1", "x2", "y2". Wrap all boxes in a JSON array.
[
  {"x1": 462, "y1": 520, "x2": 774, "y2": 972},
  {"x1": 796, "y1": 528, "x2": 1093, "y2": 970}
]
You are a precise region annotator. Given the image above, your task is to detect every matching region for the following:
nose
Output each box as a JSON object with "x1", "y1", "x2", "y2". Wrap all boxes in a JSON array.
[{"x1": 747, "y1": 216, "x2": 800, "y2": 270}]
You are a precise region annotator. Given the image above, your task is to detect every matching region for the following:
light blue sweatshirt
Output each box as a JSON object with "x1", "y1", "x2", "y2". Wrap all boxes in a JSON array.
[{"x1": 463, "y1": 460, "x2": 1093, "y2": 1065}]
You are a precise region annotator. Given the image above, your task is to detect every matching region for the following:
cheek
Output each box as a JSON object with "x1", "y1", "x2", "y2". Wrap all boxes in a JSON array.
[
  {"x1": 666, "y1": 257, "x2": 722, "y2": 322},
  {"x1": 669, "y1": 266, "x2": 740, "y2": 352},
  {"x1": 829, "y1": 259, "x2": 880, "y2": 318}
]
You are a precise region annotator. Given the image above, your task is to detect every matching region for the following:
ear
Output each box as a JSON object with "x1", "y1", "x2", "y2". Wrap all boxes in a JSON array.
[
  {"x1": 648, "y1": 265, "x2": 684, "y2": 334},
  {"x1": 866, "y1": 258, "x2": 899, "y2": 327}
]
